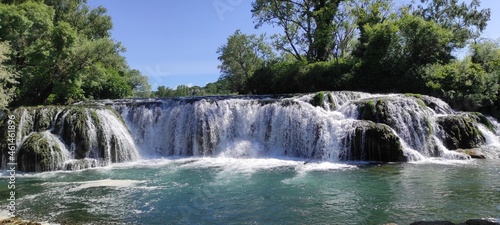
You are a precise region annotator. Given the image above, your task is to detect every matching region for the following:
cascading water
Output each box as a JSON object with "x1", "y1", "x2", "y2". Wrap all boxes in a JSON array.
[
  {"x1": 2, "y1": 92, "x2": 499, "y2": 172},
  {"x1": 1, "y1": 106, "x2": 139, "y2": 172},
  {"x1": 113, "y1": 92, "x2": 500, "y2": 162},
  {"x1": 115, "y1": 98, "x2": 348, "y2": 160}
]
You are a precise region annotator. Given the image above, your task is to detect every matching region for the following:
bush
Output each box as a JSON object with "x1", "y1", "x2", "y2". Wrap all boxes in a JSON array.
[{"x1": 247, "y1": 59, "x2": 353, "y2": 94}]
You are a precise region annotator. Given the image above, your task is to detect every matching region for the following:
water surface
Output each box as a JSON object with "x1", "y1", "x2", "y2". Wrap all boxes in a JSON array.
[{"x1": 1, "y1": 158, "x2": 499, "y2": 225}]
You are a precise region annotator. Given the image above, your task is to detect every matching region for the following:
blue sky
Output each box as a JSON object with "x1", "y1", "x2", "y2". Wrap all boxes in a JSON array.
[{"x1": 87, "y1": 0, "x2": 500, "y2": 90}]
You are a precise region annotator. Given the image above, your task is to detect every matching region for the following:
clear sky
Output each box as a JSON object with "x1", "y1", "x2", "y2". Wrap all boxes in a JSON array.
[{"x1": 86, "y1": 0, "x2": 500, "y2": 90}]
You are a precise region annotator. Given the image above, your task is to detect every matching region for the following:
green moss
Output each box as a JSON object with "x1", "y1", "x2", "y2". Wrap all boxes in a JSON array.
[
  {"x1": 327, "y1": 93, "x2": 335, "y2": 110},
  {"x1": 404, "y1": 93, "x2": 422, "y2": 98},
  {"x1": 17, "y1": 132, "x2": 63, "y2": 172},
  {"x1": 416, "y1": 99, "x2": 427, "y2": 108},
  {"x1": 468, "y1": 112, "x2": 495, "y2": 132},
  {"x1": 340, "y1": 121, "x2": 406, "y2": 162},
  {"x1": 311, "y1": 91, "x2": 325, "y2": 108},
  {"x1": 425, "y1": 117, "x2": 433, "y2": 135},
  {"x1": 359, "y1": 100, "x2": 376, "y2": 116},
  {"x1": 436, "y1": 115, "x2": 485, "y2": 150},
  {"x1": 403, "y1": 93, "x2": 427, "y2": 108}
]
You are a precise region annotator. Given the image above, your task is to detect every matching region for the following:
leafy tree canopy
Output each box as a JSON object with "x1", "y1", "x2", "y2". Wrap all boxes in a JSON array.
[{"x1": 0, "y1": 0, "x2": 151, "y2": 106}]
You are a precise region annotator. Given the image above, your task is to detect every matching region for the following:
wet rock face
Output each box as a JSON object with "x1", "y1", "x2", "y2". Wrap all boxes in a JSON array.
[
  {"x1": 341, "y1": 121, "x2": 407, "y2": 162},
  {"x1": 1, "y1": 106, "x2": 139, "y2": 172},
  {"x1": 436, "y1": 115, "x2": 485, "y2": 150},
  {"x1": 356, "y1": 98, "x2": 392, "y2": 125},
  {"x1": 17, "y1": 132, "x2": 67, "y2": 172}
]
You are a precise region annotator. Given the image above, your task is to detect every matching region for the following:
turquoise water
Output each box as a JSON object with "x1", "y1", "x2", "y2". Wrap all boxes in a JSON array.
[{"x1": 1, "y1": 158, "x2": 499, "y2": 225}]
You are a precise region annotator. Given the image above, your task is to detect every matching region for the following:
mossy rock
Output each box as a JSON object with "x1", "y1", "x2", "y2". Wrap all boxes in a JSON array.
[
  {"x1": 33, "y1": 106, "x2": 59, "y2": 131},
  {"x1": 356, "y1": 98, "x2": 392, "y2": 125},
  {"x1": 436, "y1": 115, "x2": 485, "y2": 150},
  {"x1": 311, "y1": 91, "x2": 325, "y2": 108},
  {"x1": 341, "y1": 121, "x2": 407, "y2": 162},
  {"x1": 404, "y1": 93, "x2": 422, "y2": 98},
  {"x1": 326, "y1": 92, "x2": 335, "y2": 110},
  {"x1": 466, "y1": 112, "x2": 495, "y2": 132},
  {"x1": 17, "y1": 132, "x2": 67, "y2": 172},
  {"x1": 54, "y1": 108, "x2": 96, "y2": 159},
  {"x1": 403, "y1": 93, "x2": 427, "y2": 108}
]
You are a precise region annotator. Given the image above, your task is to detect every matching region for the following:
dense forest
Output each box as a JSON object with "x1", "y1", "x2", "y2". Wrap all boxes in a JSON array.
[
  {"x1": 1, "y1": 0, "x2": 499, "y2": 119},
  {"x1": 0, "y1": 0, "x2": 151, "y2": 107}
]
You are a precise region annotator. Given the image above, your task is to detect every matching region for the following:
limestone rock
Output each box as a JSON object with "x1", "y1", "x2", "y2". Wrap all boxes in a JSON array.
[
  {"x1": 436, "y1": 115, "x2": 485, "y2": 150},
  {"x1": 341, "y1": 121, "x2": 406, "y2": 162}
]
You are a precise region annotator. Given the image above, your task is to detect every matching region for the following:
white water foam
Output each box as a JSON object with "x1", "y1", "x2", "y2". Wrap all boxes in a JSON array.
[{"x1": 68, "y1": 179, "x2": 145, "y2": 192}]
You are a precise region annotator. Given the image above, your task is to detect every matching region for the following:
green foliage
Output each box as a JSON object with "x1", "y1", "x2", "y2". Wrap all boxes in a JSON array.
[
  {"x1": 0, "y1": 0, "x2": 151, "y2": 105},
  {"x1": 154, "y1": 85, "x2": 215, "y2": 98},
  {"x1": 216, "y1": 30, "x2": 274, "y2": 93},
  {"x1": 0, "y1": 42, "x2": 17, "y2": 109},
  {"x1": 470, "y1": 39, "x2": 500, "y2": 73},
  {"x1": 252, "y1": 0, "x2": 343, "y2": 62},
  {"x1": 410, "y1": 0, "x2": 491, "y2": 48},
  {"x1": 423, "y1": 58, "x2": 498, "y2": 111},
  {"x1": 350, "y1": 13, "x2": 454, "y2": 93},
  {"x1": 248, "y1": 59, "x2": 353, "y2": 94}
]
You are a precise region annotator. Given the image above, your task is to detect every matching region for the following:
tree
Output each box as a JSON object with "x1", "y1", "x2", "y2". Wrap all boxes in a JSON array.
[
  {"x1": 423, "y1": 58, "x2": 498, "y2": 111},
  {"x1": 252, "y1": 0, "x2": 343, "y2": 62},
  {"x1": 351, "y1": 0, "x2": 394, "y2": 60},
  {"x1": 350, "y1": 12, "x2": 454, "y2": 93},
  {"x1": 0, "y1": 42, "x2": 17, "y2": 109},
  {"x1": 410, "y1": 0, "x2": 491, "y2": 48},
  {"x1": 216, "y1": 30, "x2": 274, "y2": 93},
  {"x1": 0, "y1": 0, "x2": 151, "y2": 104},
  {"x1": 470, "y1": 38, "x2": 500, "y2": 73},
  {"x1": 332, "y1": 0, "x2": 358, "y2": 60},
  {"x1": 156, "y1": 86, "x2": 174, "y2": 98},
  {"x1": 468, "y1": 39, "x2": 500, "y2": 116}
]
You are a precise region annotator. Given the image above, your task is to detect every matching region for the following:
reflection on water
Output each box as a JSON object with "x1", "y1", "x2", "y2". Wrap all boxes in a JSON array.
[{"x1": 1, "y1": 158, "x2": 499, "y2": 225}]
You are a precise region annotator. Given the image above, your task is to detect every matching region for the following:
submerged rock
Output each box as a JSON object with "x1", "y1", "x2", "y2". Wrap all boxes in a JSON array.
[{"x1": 341, "y1": 121, "x2": 406, "y2": 162}]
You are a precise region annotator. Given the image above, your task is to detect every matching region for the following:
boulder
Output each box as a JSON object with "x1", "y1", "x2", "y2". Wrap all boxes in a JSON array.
[
  {"x1": 356, "y1": 98, "x2": 392, "y2": 125},
  {"x1": 341, "y1": 121, "x2": 407, "y2": 162},
  {"x1": 55, "y1": 107, "x2": 97, "y2": 159},
  {"x1": 456, "y1": 148, "x2": 486, "y2": 159},
  {"x1": 17, "y1": 132, "x2": 67, "y2": 172},
  {"x1": 436, "y1": 115, "x2": 485, "y2": 150}
]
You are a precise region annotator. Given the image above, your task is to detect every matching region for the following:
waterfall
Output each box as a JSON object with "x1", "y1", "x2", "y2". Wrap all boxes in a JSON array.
[
  {"x1": 115, "y1": 98, "x2": 347, "y2": 160},
  {"x1": 1, "y1": 106, "x2": 140, "y2": 172},
  {"x1": 114, "y1": 92, "x2": 500, "y2": 162},
  {"x1": 2, "y1": 92, "x2": 499, "y2": 172}
]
